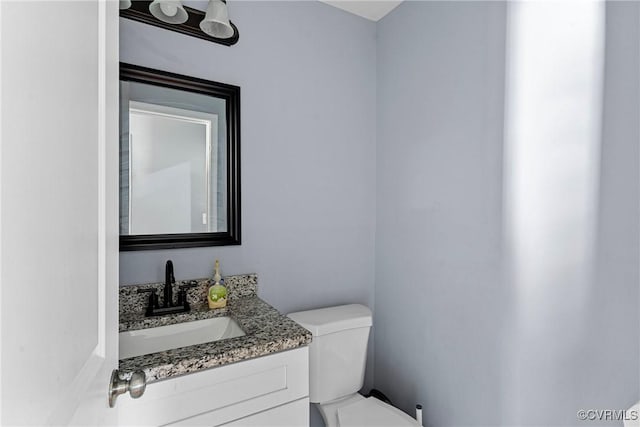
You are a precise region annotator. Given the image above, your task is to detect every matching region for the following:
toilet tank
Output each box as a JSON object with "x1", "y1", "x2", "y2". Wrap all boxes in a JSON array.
[{"x1": 288, "y1": 304, "x2": 372, "y2": 404}]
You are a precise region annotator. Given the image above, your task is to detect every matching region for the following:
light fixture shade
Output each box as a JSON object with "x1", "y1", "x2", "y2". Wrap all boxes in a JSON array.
[
  {"x1": 149, "y1": 0, "x2": 188, "y2": 24},
  {"x1": 120, "y1": 0, "x2": 131, "y2": 9},
  {"x1": 200, "y1": 0, "x2": 234, "y2": 39}
]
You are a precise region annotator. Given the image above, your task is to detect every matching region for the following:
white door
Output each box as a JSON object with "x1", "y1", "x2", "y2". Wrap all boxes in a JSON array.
[{"x1": 0, "y1": 1, "x2": 119, "y2": 425}]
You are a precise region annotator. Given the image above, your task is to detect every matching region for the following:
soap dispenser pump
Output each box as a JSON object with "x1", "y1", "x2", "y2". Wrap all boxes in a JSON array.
[{"x1": 208, "y1": 259, "x2": 228, "y2": 309}]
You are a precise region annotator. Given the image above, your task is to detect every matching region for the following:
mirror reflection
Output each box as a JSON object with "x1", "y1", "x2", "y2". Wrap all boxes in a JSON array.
[{"x1": 121, "y1": 81, "x2": 228, "y2": 236}]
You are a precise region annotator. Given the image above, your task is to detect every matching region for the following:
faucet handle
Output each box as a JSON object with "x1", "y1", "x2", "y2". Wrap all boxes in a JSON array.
[
  {"x1": 137, "y1": 288, "x2": 159, "y2": 314},
  {"x1": 177, "y1": 281, "x2": 197, "y2": 308}
]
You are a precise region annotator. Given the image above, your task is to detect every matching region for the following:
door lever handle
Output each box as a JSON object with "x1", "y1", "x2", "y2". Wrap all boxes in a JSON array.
[{"x1": 108, "y1": 369, "x2": 146, "y2": 408}]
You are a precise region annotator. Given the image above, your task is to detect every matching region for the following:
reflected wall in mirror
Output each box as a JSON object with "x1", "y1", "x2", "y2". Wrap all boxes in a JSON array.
[{"x1": 120, "y1": 63, "x2": 240, "y2": 251}]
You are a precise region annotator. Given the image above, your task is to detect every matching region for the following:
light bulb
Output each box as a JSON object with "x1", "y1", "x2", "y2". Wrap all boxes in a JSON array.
[{"x1": 160, "y1": 3, "x2": 178, "y2": 17}]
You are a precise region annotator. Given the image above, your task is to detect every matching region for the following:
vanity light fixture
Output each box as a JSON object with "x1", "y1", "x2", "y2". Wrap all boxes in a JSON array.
[
  {"x1": 149, "y1": 0, "x2": 188, "y2": 24},
  {"x1": 200, "y1": 0, "x2": 234, "y2": 39},
  {"x1": 120, "y1": 0, "x2": 239, "y2": 46}
]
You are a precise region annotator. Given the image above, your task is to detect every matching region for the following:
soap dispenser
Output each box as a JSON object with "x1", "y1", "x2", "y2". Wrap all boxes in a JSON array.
[{"x1": 208, "y1": 259, "x2": 228, "y2": 309}]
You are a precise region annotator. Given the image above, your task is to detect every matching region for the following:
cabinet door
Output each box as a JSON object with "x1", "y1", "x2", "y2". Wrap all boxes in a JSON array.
[
  {"x1": 221, "y1": 398, "x2": 309, "y2": 427},
  {"x1": 121, "y1": 347, "x2": 308, "y2": 426}
]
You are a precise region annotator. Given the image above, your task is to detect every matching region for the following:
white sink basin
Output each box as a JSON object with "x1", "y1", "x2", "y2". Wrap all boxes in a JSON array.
[{"x1": 119, "y1": 317, "x2": 245, "y2": 359}]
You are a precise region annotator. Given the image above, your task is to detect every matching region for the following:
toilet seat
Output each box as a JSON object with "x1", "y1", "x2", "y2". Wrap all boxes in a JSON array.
[{"x1": 336, "y1": 396, "x2": 418, "y2": 427}]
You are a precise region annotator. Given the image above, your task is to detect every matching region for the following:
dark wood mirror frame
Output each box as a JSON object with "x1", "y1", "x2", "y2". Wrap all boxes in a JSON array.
[{"x1": 119, "y1": 63, "x2": 241, "y2": 251}]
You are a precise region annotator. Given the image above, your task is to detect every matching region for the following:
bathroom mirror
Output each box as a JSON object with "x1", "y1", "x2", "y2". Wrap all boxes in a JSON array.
[{"x1": 119, "y1": 63, "x2": 240, "y2": 251}]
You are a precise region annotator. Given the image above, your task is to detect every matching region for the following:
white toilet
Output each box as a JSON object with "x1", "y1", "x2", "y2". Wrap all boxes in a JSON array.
[{"x1": 288, "y1": 304, "x2": 418, "y2": 427}]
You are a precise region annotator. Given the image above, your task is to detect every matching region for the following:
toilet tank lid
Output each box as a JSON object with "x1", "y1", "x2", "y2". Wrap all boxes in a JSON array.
[{"x1": 287, "y1": 304, "x2": 372, "y2": 336}]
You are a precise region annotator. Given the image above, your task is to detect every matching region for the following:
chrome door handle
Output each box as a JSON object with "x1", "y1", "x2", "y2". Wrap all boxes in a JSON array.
[{"x1": 108, "y1": 369, "x2": 146, "y2": 408}]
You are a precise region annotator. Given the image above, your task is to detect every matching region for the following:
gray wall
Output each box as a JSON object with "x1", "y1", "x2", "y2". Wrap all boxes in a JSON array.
[
  {"x1": 119, "y1": 0, "x2": 377, "y2": 315},
  {"x1": 374, "y1": 2, "x2": 638, "y2": 426},
  {"x1": 375, "y1": 3, "x2": 508, "y2": 425},
  {"x1": 555, "y1": 1, "x2": 639, "y2": 423}
]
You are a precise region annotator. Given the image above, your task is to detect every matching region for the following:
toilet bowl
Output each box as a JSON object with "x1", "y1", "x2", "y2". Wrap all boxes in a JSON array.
[{"x1": 288, "y1": 304, "x2": 418, "y2": 427}]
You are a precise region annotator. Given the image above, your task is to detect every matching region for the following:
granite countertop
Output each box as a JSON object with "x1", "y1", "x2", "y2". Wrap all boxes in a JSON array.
[{"x1": 119, "y1": 274, "x2": 312, "y2": 383}]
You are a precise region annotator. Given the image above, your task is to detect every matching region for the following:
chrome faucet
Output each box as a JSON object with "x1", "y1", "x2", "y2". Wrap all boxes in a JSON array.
[{"x1": 137, "y1": 260, "x2": 197, "y2": 317}]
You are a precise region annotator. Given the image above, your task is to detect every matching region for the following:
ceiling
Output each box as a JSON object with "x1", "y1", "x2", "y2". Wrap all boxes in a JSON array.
[{"x1": 318, "y1": 0, "x2": 403, "y2": 22}]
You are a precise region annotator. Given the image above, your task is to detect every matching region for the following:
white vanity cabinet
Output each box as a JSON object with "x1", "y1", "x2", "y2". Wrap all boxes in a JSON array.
[{"x1": 117, "y1": 347, "x2": 309, "y2": 426}]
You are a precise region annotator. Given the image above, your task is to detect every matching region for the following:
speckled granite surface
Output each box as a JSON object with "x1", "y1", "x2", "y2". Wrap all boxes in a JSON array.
[
  {"x1": 119, "y1": 274, "x2": 258, "y2": 319},
  {"x1": 119, "y1": 275, "x2": 311, "y2": 383}
]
